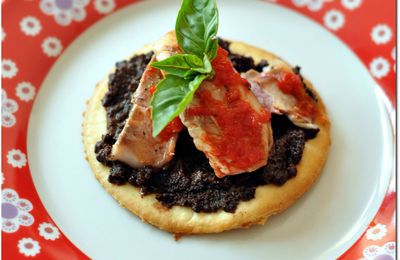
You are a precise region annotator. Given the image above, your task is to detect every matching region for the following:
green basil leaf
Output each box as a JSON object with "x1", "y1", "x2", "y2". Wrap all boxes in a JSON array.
[
  {"x1": 151, "y1": 54, "x2": 211, "y2": 79},
  {"x1": 203, "y1": 54, "x2": 212, "y2": 74},
  {"x1": 151, "y1": 74, "x2": 207, "y2": 137},
  {"x1": 175, "y1": 0, "x2": 219, "y2": 60}
]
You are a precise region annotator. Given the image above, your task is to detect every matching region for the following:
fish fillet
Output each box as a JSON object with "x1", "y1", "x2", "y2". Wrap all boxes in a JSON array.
[{"x1": 111, "y1": 58, "x2": 178, "y2": 168}]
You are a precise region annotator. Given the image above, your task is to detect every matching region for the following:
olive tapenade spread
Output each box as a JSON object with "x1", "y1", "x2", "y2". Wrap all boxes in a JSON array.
[{"x1": 94, "y1": 40, "x2": 319, "y2": 213}]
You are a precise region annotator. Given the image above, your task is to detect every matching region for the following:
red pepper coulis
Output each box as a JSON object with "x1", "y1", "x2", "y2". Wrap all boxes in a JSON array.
[
  {"x1": 149, "y1": 84, "x2": 184, "y2": 141},
  {"x1": 149, "y1": 85, "x2": 157, "y2": 95},
  {"x1": 188, "y1": 47, "x2": 270, "y2": 172},
  {"x1": 270, "y1": 71, "x2": 316, "y2": 117},
  {"x1": 158, "y1": 117, "x2": 184, "y2": 141}
]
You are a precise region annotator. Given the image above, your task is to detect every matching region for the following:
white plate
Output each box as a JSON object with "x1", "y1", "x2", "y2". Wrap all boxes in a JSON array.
[{"x1": 27, "y1": 0, "x2": 393, "y2": 259}]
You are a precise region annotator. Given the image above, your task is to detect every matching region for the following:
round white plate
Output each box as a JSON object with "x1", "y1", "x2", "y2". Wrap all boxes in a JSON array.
[{"x1": 27, "y1": 0, "x2": 393, "y2": 259}]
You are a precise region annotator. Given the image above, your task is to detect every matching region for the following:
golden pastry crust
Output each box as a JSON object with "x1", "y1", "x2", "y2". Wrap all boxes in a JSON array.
[{"x1": 82, "y1": 41, "x2": 331, "y2": 235}]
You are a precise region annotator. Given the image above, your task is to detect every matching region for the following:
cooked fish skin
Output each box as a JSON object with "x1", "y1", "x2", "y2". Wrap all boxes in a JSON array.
[
  {"x1": 244, "y1": 69, "x2": 319, "y2": 130},
  {"x1": 111, "y1": 59, "x2": 179, "y2": 168},
  {"x1": 180, "y1": 81, "x2": 273, "y2": 177},
  {"x1": 154, "y1": 32, "x2": 273, "y2": 177}
]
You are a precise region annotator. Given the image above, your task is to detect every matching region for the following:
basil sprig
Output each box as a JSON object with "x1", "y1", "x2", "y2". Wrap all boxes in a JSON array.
[
  {"x1": 175, "y1": 0, "x2": 219, "y2": 60},
  {"x1": 151, "y1": 54, "x2": 212, "y2": 80},
  {"x1": 150, "y1": 0, "x2": 219, "y2": 137}
]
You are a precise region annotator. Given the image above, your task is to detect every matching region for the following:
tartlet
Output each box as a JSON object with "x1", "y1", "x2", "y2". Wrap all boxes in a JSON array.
[{"x1": 82, "y1": 36, "x2": 330, "y2": 234}]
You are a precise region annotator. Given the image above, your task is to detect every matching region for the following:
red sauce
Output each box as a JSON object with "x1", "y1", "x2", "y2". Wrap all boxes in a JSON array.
[
  {"x1": 187, "y1": 47, "x2": 270, "y2": 176},
  {"x1": 211, "y1": 47, "x2": 249, "y2": 87},
  {"x1": 158, "y1": 117, "x2": 184, "y2": 141},
  {"x1": 149, "y1": 84, "x2": 184, "y2": 141},
  {"x1": 145, "y1": 66, "x2": 160, "y2": 79},
  {"x1": 270, "y1": 71, "x2": 317, "y2": 117},
  {"x1": 149, "y1": 85, "x2": 157, "y2": 95}
]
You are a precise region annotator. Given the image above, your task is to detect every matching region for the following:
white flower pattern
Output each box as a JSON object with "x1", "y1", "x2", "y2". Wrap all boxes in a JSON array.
[
  {"x1": 307, "y1": 0, "x2": 324, "y2": 12},
  {"x1": 392, "y1": 47, "x2": 396, "y2": 72},
  {"x1": 1, "y1": 90, "x2": 18, "y2": 128},
  {"x1": 94, "y1": 0, "x2": 116, "y2": 14},
  {"x1": 371, "y1": 24, "x2": 392, "y2": 45},
  {"x1": 2, "y1": 189, "x2": 34, "y2": 233},
  {"x1": 40, "y1": 0, "x2": 89, "y2": 26},
  {"x1": 38, "y1": 222, "x2": 61, "y2": 240},
  {"x1": 2, "y1": 28, "x2": 5, "y2": 42},
  {"x1": 341, "y1": 0, "x2": 362, "y2": 10},
  {"x1": 292, "y1": 0, "x2": 308, "y2": 7},
  {"x1": 369, "y1": 57, "x2": 390, "y2": 79},
  {"x1": 291, "y1": 0, "x2": 324, "y2": 11},
  {"x1": 42, "y1": 37, "x2": 63, "y2": 57},
  {"x1": 6, "y1": 149, "x2": 27, "y2": 168},
  {"x1": 16, "y1": 82, "x2": 36, "y2": 102},
  {"x1": 366, "y1": 223, "x2": 387, "y2": 241},
  {"x1": 363, "y1": 245, "x2": 381, "y2": 258},
  {"x1": 2, "y1": 59, "x2": 18, "y2": 79},
  {"x1": 1, "y1": 113, "x2": 16, "y2": 128},
  {"x1": 362, "y1": 242, "x2": 396, "y2": 260},
  {"x1": 18, "y1": 238, "x2": 40, "y2": 257},
  {"x1": 20, "y1": 16, "x2": 42, "y2": 36},
  {"x1": 383, "y1": 241, "x2": 396, "y2": 254},
  {"x1": 2, "y1": 98, "x2": 18, "y2": 114},
  {"x1": 324, "y1": 9, "x2": 345, "y2": 31}
]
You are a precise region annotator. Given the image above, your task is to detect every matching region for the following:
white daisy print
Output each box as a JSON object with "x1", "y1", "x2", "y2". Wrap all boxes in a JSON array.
[
  {"x1": 40, "y1": 0, "x2": 89, "y2": 26},
  {"x1": 2, "y1": 112, "x2": 16, "y2": 128},
  {"x1": 371, "y1": 24, "x2": 392, "y2": 45},
  {"x1": 391, "y1": 47, "x2": 396, "y2": 60},
  {"x1": 341, "y1": 0, "x2": 362, "y2": 10},
  {"x1": 366, "y1": 223, "x2": 387, "y2": 241},
  {"x1": 2, "y1": 89, "x2": 6, "y2": 101},
  {"x1": 1, "y1": 91, "x2": 18, "y2": 128},
  {"x1": 392, "y1": 49, "x2": 396, "y2": 72},
  {"x1": 2, "y1": 98, "x2": 18, "y2": 114},
  {"x1": 1, "y1": 172, "x2": 4, "y2": 185},
  {"x1": 18, "y1": 238, "x2": 40, "y2": 257},
  {"x1": 2, "y1": 218, "x2": 19, "y2": 233},
  {"x1": 2, "y1": 189, "x2": 18, "y2": 203},
  {"x1": 324, "y1": 9, "x2": 345, "y2": 31},
  {"x1": 292, "y1": 0, "x2": 308, "y2": 7},
  {"x1": 6, "y1": 149, "x2": 27, "y2": 168},
  {"x1": 94, "y1": 0, "x2": 116, "y2": 14},
  {"x1": 16, "y1": 82, "x2": 36, "y2": 102},
  {"x1": 2, "y1": 189, "x2": 34, "y2": 233},
  {"x1": 42, "y1": 37, "x2": 63, "y2": 57},
  {"x1": 383, "y1": 241, "x2": 396, "y2": 254},
  {"x1": 2, "y1": 59, "x2": 18, "y2": 79},
  {"x1": 2, "y1": 28, "x2": 5, "y2": 42},
  {"x1": 370, "y1": 57, "x2": 390, "y2": 79},
  {"x1": 20, "y1": 16, "x2": 42, "y2": 36},
  {"x1": 363, "y1": 245, "x2": 381, "y2": 258},
  {"x1": 1, "y1": 90, "x2": 18, "y2": 128},
  {"x1": 362, "y1": 242, "x2": 396, "y2": 260},
  {"x1": 292, "y1": 0, "x2": 324, "y2": 11},
  {"x1": 38, "y1": 222, "x2": 61, "y2": 240},
  {"x1": 307, "y1": 0, "x2": 324, "y2": 12}
]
